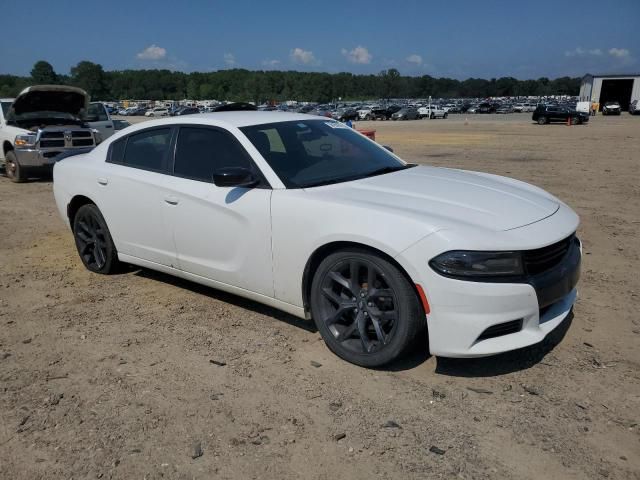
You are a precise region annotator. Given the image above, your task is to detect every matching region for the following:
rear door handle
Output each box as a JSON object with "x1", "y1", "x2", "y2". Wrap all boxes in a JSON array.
[
  {"x1": 164, "y1": 195, "x2": 179, "y2": 205},
  {"x1": 105, "y1": 125, "x2": 113, "y2": 129},
  {"x1": 97, "y1": 177, "x2": 108, "y2": 185}
]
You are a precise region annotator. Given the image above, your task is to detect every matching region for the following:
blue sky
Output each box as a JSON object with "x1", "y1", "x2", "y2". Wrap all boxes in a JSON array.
[{"x1": 1, "y1": 0, "x2": 638, "y2": 79}]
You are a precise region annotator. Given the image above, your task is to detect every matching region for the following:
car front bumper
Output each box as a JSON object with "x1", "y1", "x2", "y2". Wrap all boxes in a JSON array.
[{"x1": 396, "y1": 215, "x2": 581, "y2": 358}]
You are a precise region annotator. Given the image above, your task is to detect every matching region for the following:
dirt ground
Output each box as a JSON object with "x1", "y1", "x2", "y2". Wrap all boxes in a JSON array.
[{"x1": 1, "y1": 112, "x2": 639, "y2": 480}]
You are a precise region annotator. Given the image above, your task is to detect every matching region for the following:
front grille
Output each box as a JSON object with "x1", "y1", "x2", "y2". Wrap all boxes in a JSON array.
[
  {"x1": 40, "y1": 139, "x2": 65, "y2": 148},
  {"x1": 477, "y1": 319, "x2": 523, "y2": 341},
  {"x1": 72, "y1": 131, "x2": 92, "y2": 138},
  {"x1": 523, "y1": 234, "x2": 574, "y2": 275},
  {"x1": 38, "y1": 130, "x2": 94, "y2": 148},
  {"x1": 40, "y1": 131, "x2": 65, "y2": 148}
]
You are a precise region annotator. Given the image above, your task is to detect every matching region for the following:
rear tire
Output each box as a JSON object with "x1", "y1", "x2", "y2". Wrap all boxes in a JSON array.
[
  {"x1": 5, "y1": 151, "x2": 27, "y2": 183},
  {"x1": 310, "y1": 249, "x2": 425, "y2": 368},
  {"x1": 72, "y1": 204, "x2": 120, "y2": 274}
]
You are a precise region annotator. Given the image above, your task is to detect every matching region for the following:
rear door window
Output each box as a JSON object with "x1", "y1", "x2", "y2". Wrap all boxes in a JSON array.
[{"x1": 120, "y1": 128, "x2": 172, "y2": 172}]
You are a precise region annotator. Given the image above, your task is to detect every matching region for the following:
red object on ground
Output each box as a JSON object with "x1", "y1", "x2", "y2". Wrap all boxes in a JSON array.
[{"x1": 357, "y1": 129, "x2": 376, "y2": 141}]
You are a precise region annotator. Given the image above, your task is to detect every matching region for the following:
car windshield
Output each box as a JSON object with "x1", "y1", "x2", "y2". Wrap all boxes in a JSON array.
[{"x1": 240, "y1": 120, "x2": 412, "y2": 188}]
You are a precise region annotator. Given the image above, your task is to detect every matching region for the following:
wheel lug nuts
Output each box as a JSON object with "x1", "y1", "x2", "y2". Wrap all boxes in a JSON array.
[
  {"x1": 353, "y1": 308, "x2": 358, "y2": 313},
  {"x1": 367, "y1": 302, "x2": 372, "y2": 307},
  {"x1": 364, "y1": 312, "x2": 368, "y2": 316}
]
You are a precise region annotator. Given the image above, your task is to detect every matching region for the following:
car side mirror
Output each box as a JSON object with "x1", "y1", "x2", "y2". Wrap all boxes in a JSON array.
[
  {"x1": 383, "y1": 145, "x2": 394, "y2": 153},
  {"x1": 213, "y1": 167, "x2": 259, "y2": 188}
]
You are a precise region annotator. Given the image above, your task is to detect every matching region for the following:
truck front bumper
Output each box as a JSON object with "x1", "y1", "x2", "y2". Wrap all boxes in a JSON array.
[
  {"x1": 14, "y1": 146, "x2": 94, "y2": 168},
  {"x1": 14, "y1": 148, "x2": 62, "y2": 168}
]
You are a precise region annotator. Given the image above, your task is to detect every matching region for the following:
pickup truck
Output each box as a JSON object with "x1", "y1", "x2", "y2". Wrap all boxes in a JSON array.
[
  {"x1": 0, "y1": 85, "x2": 112, "y2": 182},
  {"x1": 418, "y1": 105, "x2": 448, "y2": 119}
]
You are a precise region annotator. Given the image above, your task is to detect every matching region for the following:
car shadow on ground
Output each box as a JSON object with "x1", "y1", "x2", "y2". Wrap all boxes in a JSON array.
[
  {"x1": 434, "y1": 312, "x2": 573, "y2": 377},
  {"x1": 134, "y1": 268, "x2": 317, "y2": 333},
  {"x1": 132, "y1": 267, "x2": 572, "y2": 375}
]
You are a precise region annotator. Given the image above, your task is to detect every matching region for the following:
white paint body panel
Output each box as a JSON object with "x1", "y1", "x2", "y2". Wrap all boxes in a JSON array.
[{"x1": 53, "y1": 112, "x2": 580, "y2": 358}]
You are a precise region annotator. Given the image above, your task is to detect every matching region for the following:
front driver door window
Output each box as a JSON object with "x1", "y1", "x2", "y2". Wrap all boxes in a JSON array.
[{"x1": 165, "y1": 126, "x2": 274, "y2": 296}]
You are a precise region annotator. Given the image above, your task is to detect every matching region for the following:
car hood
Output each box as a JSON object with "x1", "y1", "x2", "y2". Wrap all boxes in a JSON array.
[
  {"x1": 9, "y1": 85, "x2": 89, "y2": 117},
  {"x1": 304, "y1": 165, "x2": 560, "y2": 232}
]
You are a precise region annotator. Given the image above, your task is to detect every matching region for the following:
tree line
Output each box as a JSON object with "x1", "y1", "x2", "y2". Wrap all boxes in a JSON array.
[{"x1": 0, "y1": 60, "x2": 581, "y2": 103}]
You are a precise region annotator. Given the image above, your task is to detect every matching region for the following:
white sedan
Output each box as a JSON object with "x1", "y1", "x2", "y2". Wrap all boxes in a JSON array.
[{"x1": 53, "y1": 112, "x2": 581, "y2": 367}]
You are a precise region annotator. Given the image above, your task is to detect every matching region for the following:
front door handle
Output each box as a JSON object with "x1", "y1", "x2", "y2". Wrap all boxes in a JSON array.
[
  {"x1": 164, "y1": 195, "x2": 179, "y2": 205},
  {"x1": 105, "y1": 125, "x2": 113, "y2": 129},
  {"x1": 97, "y1": 177, "x2": 108, "y2": 185}
]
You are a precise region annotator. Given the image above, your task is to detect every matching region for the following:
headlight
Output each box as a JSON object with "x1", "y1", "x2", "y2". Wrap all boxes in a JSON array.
[
  {"x1": 14, "y1": 134, "x2": 36, "y2": 148},
  {"x1": 430, "y1": 251, "x2": 524, "y2": 278}
]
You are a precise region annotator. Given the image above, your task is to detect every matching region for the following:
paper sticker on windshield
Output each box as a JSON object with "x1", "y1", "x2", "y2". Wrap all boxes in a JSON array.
[{"x1": 325, "y1": 121, "x2": 349, "y2": 129}]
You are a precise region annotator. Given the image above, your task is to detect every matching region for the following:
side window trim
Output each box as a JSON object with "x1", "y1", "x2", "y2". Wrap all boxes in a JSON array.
[
  {"x1": 170, "y1": 124, "x2": 271, "y2": 189},
  {"x1": 106, "y1": 126, "x2": 176, "y2": 174}
]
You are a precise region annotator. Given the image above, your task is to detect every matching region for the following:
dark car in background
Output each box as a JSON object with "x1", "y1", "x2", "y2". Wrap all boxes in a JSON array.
[
  {"x1": 334, "y1": 108, "x2": 359, "y2": 121},
  {"x1": 371, "y1": 104, "x2": 401, "y2": 120},
  {"x1": 392, "y1": 107, "x2": 419, "y2": 120},
  {"x1": 532, "y1": 105, "x2": 589, "y2": 125},
  {"x1": 478, "y1": 102, "x2": 497, "y2": 113},
  {"x1": 174, "y1": 107, "x2": 201, "y2": 116}
]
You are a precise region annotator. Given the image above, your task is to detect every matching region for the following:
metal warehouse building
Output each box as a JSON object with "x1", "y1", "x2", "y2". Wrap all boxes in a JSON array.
[{"x1": 579, "y1": 73, "x2": 640, "y2": 111}]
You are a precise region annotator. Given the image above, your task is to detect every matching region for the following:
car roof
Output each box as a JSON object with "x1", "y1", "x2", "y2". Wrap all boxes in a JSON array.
[{"x1": 140, "y1": 111, "x2": 329, "y2": 128}]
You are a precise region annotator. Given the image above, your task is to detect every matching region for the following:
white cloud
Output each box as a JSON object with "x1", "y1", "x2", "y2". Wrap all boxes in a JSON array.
[
  {"x1": 262, "y1": 59, "x2": 281, "y2": 67},
  {"x1": 406, "y1": 54, "x2": 423, "y2": 65},
  {"x1": 565, "y1": 47, "x2": 603, "y2": 57},
  {"x1": 224, "y1": 53, "x2": 237, "y2": 67},
  {"x1": 609, "y1": 48, "x2": 630, "y2": 58},
  {"x1": 341, "y1": 46, "x2": 372, "y2": 64},
  {"x1": 290, "y1": 48, "x2": 317, "y2": 65},
  {"x1": 136, "y1": 44, "x2": 167, "y2": 61}
]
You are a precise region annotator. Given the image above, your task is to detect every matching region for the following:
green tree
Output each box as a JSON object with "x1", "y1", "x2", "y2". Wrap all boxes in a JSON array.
[
  {"x1": 70, "y1": 61, "x2": 109, "y2": 99},
  {"x1": 31, "y1": 61, "x2": 58, "y2": 84},
  {"x1": 379, "y1": 68, "x2": 401, "y2": 99}
]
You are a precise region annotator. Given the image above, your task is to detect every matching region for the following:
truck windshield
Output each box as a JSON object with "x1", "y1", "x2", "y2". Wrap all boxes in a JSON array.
[
  {"x1": 1, "y1": 101, "x2": 11, "y2": 117},
  {"x1": 241, "y1": 120, "x2": 412, "y2": 189}
]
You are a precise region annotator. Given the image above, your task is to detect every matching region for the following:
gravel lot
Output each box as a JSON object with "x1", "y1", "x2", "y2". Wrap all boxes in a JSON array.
[{"x1": 1, "y1": 113, "x2": 639, "y2": 480}]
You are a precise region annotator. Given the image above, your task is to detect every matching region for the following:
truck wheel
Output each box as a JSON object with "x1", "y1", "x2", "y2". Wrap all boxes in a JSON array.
[
  {"x1": 5, "y1": 151, "x2": 27, "y2": 183},
  {"x1": 444, "y1": 113, "x2": 448, "y2": 119}
]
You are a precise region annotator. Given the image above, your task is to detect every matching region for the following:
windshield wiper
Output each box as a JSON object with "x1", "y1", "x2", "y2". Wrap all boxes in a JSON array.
[
  {"x1": 302, "y1": 164, "x2": 414, "y2": 189},
  {"x1": 362, "y1": 164, "x2": 415, "y2": 179}
]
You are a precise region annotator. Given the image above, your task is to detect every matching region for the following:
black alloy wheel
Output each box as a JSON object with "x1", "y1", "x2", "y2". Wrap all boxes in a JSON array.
[
  {"x1": 537, "y1": 116, "x2": 547, "y2": 125},
  {"x1": 310, "y1": 249, "x2": 425, "y2": 367},
  {"x1": 73, "y1": 204, "x2": 120, "y2": 274}
]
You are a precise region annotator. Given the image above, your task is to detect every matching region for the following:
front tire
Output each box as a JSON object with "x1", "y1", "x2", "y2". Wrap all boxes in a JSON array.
[
  {"x1": 310, "y1": 249, "x2": 425, "y2": 368},
  {"x1": 73, "y1": 204, "x2": 120, "y2": 274},
  {"x1": 5, "y1": 151, "x2": 27, "y2": 183},
  {"x1": 537, "y1": 116, "x2": 547, "y2": 125}
]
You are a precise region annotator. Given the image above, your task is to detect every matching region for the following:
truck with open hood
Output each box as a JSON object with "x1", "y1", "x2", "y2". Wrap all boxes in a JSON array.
[{"x1": 0, "y1": 85, "x2": 111, "y2": 182}]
